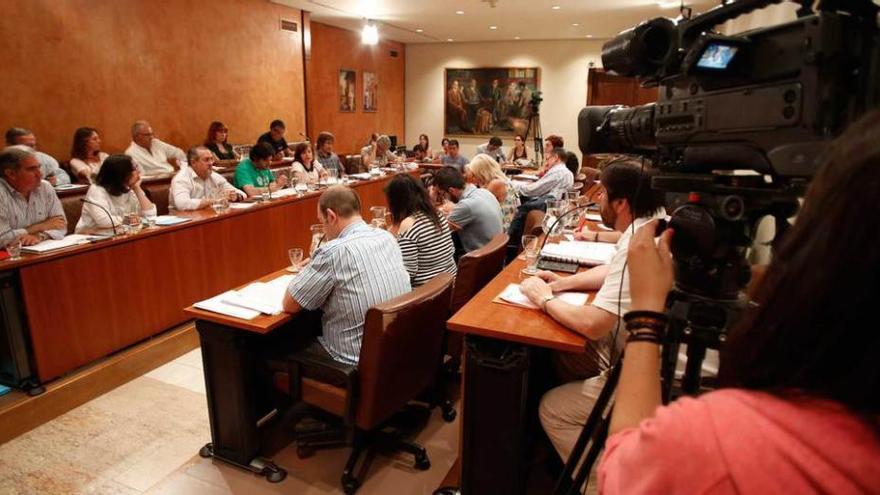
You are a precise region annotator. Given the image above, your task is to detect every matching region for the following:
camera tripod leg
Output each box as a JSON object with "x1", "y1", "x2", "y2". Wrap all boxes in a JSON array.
[{"x1": 552, "y1": 359, "x2": 622, "y2": 495}]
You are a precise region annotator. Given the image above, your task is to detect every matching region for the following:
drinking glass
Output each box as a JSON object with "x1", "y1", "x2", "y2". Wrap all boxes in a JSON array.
[
  {"x1": 125, "y1": 212, "x2": 142, "y2": 234},
  {"x1": 288, "y1": 248, "x2": 304, "y2": 273},
  {"x1": 521, "y1": 234, "x2": 540, "y2": 276},
  {"x1": 211, "y1": 195, "x2": 226, "y2": 215},
  {"x1": 261, "y1": 190, "x2": 270, "y2": 202},
  {"x1": 370, "y1": 218, "x2": 387, "y2": 230},
  {"x1": 369, "y1": 206, "x2": 387, "y2": 222},
  {"x1": 327, "y1": 168, "x2": 338, "y2": 184},
  {"x1": 5, "y1": 238, "x2": 22, "y2": 261},
  {"x1": 309, "y1": 224, "x2": 325, "y2": 257}
]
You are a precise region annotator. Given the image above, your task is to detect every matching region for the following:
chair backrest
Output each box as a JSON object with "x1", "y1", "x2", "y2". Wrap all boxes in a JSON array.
[
  {"x1": 344, "y1": 154, "x2": 364, "y2": 174},
  {"x1": 60, "y1": 194, "x2": 84, "y2": 234},
  {"x1": 523, "y1": 210, "x2": 545, "y2": 239},
  {"x1": 450, "y1": 233, "x2": 508, "y2": 314},
  {"x1": 142, "y1": 181, "x2": 171, "y2": 215},
  {"x1": 356, "y1": 273, "x2": 455, "y2": 429}
]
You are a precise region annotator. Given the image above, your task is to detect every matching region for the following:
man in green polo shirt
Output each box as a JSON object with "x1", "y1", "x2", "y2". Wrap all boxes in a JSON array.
[{"x1": 234, "y1": 142, "x2": 288, "y2": 197}]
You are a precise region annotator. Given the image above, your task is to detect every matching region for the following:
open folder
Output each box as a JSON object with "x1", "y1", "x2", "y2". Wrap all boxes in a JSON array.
[
  {"x1": 194, "y1": 274, "x2": 294, "y2": 319},
  {"x1": 495, "y1": 283, "x2": 589, "y2": 310}
]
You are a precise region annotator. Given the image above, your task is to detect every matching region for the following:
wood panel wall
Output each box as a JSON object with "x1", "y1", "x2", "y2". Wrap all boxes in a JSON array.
[
  {"x1": 306, "y1": 22, "x2": 405, "y2": 155},
  {"x1": 0, "y1": 0, "x2": 306, "y2": 160}
]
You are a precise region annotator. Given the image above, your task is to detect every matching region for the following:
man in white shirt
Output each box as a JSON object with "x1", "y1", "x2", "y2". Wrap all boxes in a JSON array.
[
  {"x1": 124, "y1": 120, "x2": 185, "y2": 177},
  {"x1": 518, "y1": 158, "x2": 665, "y2": 463},
  {"x1": 5, "y1": 127, "x2": 71, "y2": 186},
  {"x1": 170, "y1": 147, "x2": 244, "y2": 211}
]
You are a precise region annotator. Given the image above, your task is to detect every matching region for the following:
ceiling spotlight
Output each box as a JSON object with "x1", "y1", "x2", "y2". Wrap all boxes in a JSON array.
[
  {"x1": 416, "y1": 28, "x2": 424, "y2": 33},
  {"x1": 455, "y1": 10, "x2": 465, "y2": 14},
  {"x1": 361, "y1": 21, "x2": 379, "y2": 45},
  {"x1": 656, "y1": 1, "x2": 680, "y2": 8},
  {"x1": 447, "y1": 38, "x2": 454, "y2": 42},
  {"x1": 586, "y1": 34, "x2": 593, "y2": 38},
  {"x1": 489, "y1": 25, "x2": 498, "y2": 30},
  {"x1": 572, "y1": 23, "x2": 579, "y2": 26},
  {"x1": 514, "y1": 36, "x2": 521, "y2": 40},
  {"x1": 552, "y1": 5, "x2": 561, "y2": 10}
]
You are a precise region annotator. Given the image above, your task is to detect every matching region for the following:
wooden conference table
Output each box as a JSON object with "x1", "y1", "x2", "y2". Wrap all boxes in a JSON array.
[
  {"x1": 446, "y1": 257, "x2": 591, "y2": 495},
  {"x1": 0, "y1": 174, "x2": 401, "y2": 392}
]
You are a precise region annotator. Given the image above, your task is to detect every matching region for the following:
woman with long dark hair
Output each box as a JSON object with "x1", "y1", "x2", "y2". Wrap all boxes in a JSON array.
[
  {"x1": 417, "y1": 134, "x2": 433, "y2": 159},
  {"x1": 506, "y1": 134, "x2": 528, "y2": 164},
  {"x1": 384, "y1": 174, "x2": 456, "y2": 287},
  {"x1": 76, "y1": 154, "x2": 156, "y2": 233},
  {"x1": 599, "y1": 110, "x2": 880, "y2": 492},
  {"x1": 291, "y1": 141, "x2": 327, "y2": 184},
  {"x1": 204, "y1": 121, "x2": 239, "y2": 165},
  {"x1": 69, "y1": 127, "x2": 109, "y2": 183}
]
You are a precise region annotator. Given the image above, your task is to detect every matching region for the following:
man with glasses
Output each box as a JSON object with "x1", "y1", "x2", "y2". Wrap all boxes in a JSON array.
[
  {"x1": 124, "y1": 120, "x2": 186, "y2": 177},
  {"x1": 4, "y1": 128, "x2": 71, "y2": 186},
  {"x1": 170, "y1": 146, "x2": 244, "y2": 210}
]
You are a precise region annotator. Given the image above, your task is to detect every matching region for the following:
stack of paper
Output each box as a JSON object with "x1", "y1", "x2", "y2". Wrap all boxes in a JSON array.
[
  {"x1": 194, "y1": 291, "x2": 260, "y2": 320},
  {"x1": 540, "y1": 241, "x2": 616, "y2": 266},
  {"x1": 20, "y1": 234, "x2": 95, "y2": 254},
  {"x1": 155, "y1": 215, "x2": 192, "y2": 226},
  {"x1": 497, "y1": 283, "x2": 589, "y2": 309},
  {"x1": 219, "y1": 274, "x2": 294, "y2": 316}
]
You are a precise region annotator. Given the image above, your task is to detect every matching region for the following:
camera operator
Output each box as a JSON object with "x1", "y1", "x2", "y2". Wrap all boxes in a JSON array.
[{"x1": 599, "y1": 111, "x2": 880, "y2": 493}]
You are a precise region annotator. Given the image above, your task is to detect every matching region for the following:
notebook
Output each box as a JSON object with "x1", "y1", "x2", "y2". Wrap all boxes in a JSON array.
[
  {"x1": 540, "y1": 241, "x2": 616, "y2": 266},
  {"x1": 20, "y1": 234, "x2": 95, "y2": 254},
  {"x1": 220, "y1": 274, "x2": 294, "y2": 316}
]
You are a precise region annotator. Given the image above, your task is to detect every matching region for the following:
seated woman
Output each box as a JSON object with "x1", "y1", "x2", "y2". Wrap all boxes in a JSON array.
[
  {"x1": 75, "y1": 154, "x2": 156, "y2": 234},
  {"x1": 465, "y1": 154, "x2": 520, "y2": 232},
  {"x1": 291, "y1": 141, "x2": 327, "y2": 184},
  {"x1": 204, "y1": 121, "x2": 239, "y2": 167},
  {"x1": 506, "y1": 134, "x2": 529, "y2": 165},
  {"x1": 417, "y1": 134, "x2": 433, "y2": 159},
  {"x1": 233, "y1": 142, "x2": 289, "y2": 197},
  {"x1": 599, "y1": 110, "x2": 880, "y2": 493},
  {"x1": 433, "y1": 137, "x2": 450, "y2": 163},
  {"x1": 69, "y1": 127, "x2": 109, "y2": 183},
  {"x1": 385, "y1": 174, "x2": 457, "y2": 287}
]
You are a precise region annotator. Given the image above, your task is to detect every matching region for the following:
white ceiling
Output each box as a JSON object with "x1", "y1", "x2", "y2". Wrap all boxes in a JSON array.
[{"x1": 271, "y1": 0, "x2": 720, "y2": 44}]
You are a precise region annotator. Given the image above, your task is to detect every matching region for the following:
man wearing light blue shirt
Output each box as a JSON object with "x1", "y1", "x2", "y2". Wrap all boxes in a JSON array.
[
  {"x1": 5, "y1": 128, "x2": 71, "y2": 186},
  {"x1": 283, "y1": 186, "x2": 411, "y2": 364}
]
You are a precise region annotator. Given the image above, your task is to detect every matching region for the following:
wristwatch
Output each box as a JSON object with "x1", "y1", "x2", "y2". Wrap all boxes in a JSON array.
[
  {"x1": 540, "y1": 294, "x2": 556, "y2": 312},
  {"x1": 37, "y1": 232, "x2": 50, "y2": 241}
]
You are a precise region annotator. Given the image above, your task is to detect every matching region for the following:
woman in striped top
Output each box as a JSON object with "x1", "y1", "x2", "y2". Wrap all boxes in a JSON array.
[
  {"x1": 384, "y1": 174, "x2": 457, "y2": 287},
  {"x1": 465, "y1": 153, "x2": 520, "y2": 231}
]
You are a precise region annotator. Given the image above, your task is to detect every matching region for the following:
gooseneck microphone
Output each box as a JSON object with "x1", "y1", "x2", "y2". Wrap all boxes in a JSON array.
[
  {"x1": 80, "y1": 198, "x2": 118, "y2": 236},
  {"x1": 538, "y1": 202, "x2": 598, "y2": 254}
]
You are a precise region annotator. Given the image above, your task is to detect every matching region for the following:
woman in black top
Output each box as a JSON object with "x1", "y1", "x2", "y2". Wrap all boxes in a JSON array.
[{"x1": 204, "y1": 121, "x2": 239, "y2": 166}]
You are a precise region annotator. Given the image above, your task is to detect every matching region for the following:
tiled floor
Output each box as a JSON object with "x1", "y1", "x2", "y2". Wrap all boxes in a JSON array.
[{"x1": 0, "y1": 348, "x2": 459, "y2": 494}]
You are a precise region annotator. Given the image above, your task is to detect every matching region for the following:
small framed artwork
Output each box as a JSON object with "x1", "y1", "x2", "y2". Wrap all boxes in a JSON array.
[
  {"x1": 363, "y1": 71, "x2": 378, "y2": 112},
  {"x1": 338, "y1": 69, "x2": 356, "y2": 112}
]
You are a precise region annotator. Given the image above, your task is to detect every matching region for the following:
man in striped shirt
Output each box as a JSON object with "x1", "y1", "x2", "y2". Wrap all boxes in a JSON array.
[
  {"x1": 282, "y1": 186, "x2": 411, "y2": 365},
  {"x1": 0, "y1": 146, "x2": 67, "y2": 246}
]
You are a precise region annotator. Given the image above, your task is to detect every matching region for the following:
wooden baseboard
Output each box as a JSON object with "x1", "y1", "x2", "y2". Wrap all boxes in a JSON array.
[{"x1": 0, "y1": 324, "x2": 199, "y2": 445}]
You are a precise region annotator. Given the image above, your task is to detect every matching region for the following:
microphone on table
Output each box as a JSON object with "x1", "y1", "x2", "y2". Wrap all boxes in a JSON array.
[
  {"x1": 80, "y1": 198, "x2": 118, "y2": 236},
  {"x1": 538, "y1": 202, "x2": 598, "y2": 254}
]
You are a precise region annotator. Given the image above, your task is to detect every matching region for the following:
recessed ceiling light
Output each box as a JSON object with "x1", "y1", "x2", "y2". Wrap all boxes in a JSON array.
[
  {"x1": 572, "y1": 23, "x2": 579, "y2": 26},
  {"x1": 489, "y1": 25, "x2": 497, "y2": 30},
  {"x1": 416, "y1": 28, "x2": 423, "y2": 32},
  {"x1": 447, "y1": 38, "x2": 454, "y2": 42},
  {"x1": 514, "y1": 36, "x2": 521, "y2": 40},
  {"x1": 455, "y1": 10, "x2": 464, "y2": 14},
  {"x1": 552, "y1": 5, "x2": 561, "y2": 10},
  {"x1": 586, "y1": 34, "x2": 593, "y2": 38}
]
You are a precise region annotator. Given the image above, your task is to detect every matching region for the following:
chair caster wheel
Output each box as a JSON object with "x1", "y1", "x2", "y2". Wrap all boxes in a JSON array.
[
  {"x1": 297, "y1": 445, "x2": 315, "y2": 459},
  {"x1": 198, "y1": 443, "x2": 213, "y2": 458},
  {"x1": 441, "y1": 406, "x2": 457, "y2": 423},
  {"x1": 265, "y1": 468, "x2": 287, "y2": 483},
  {"x1": 342, "y1": 474, "x2": 361, "y2": 494},
  {"x1": 415, "y1": 453, "x2": 431, "y2": 471}
]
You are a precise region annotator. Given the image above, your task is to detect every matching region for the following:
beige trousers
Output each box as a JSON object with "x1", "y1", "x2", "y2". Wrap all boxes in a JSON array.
[{"x1": 539, "y1": 375, "x2": 607, "y2": 462}]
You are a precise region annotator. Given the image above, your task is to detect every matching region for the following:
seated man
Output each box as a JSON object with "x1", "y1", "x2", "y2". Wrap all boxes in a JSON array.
[
  {"x1": 538, "y1": 134, "x2": 564, "y2": 175},
  {"x1": 0, "y1": 146, "x2": 67, "y2": 246},
  {"x1": 5, "y1": 127, "x2": 71, "y2": 186},
  {"x1": 124, "y1": 120, "x2": 185, "y2": 177},
  {"x1": 433, "y1": 166, "x2": 502, "y2": 254},
  {"x1": 513, "y1": 147, "x2": 573, "y2": 201},
  {"x1": 257, "y1": 119, "x2": 293, "y2": 159},
  {"x1": 170, "y1": 146, "x2": 244, "y2": 211},
  {"x1": 476, "y1": 136, "x2": 506, "y2": 164},
  {"x1": 233, "y1": 143, "x2": 289, "y2": 197},
  {"x1": 518, "y1": 158, "x2": 664, "y2": 463},
  {"x1": 440, "y1": 139, "x2": 468, "y2": 171},
  {"x1": 315, "y1": 131, "x2": 345, "y2": 177},
  {"x1": 282, "y1": 186, "x2": 411, "y2": 364},
  {"x1": 361, "y1": 134, "x2": 397, "y2": 168}
]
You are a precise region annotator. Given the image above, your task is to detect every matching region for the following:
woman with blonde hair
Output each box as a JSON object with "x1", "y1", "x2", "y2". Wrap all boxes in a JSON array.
[{"x1": 465, "y1": 153, "x2": 520, "y2": 230}]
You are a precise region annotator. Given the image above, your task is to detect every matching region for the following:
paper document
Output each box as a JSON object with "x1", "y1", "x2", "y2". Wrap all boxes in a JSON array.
[
  {"x1": 497, "y1": 283, "x2": 589, "y2": 310},
  {"x1": 54, "y1": 184, "x2": 86, "y2": 191},
  {"x1": 583, "y1": 213, "x2": 602, "y2": 222},
  {"x1": 541, "y1": 241, "x2": 616, "y2": 266},
  {"x1": 229, "y1": 202, "x2": 257, "y2": 210},
  {"x1": 20, "y1": 234, "x2": 95, "y2": 253},
  {"x1": 220, "y1": 274, "x2": 294, "y2": 316},
  {"x1": 349, "y1": 173, "x2": 372, "y2": 180},
  {"x1": 154, "y1": 215, "x2": 192, "y2": 226},
  {"x1": 194, "y1": 291, "x2": 260, "y2": 320}
]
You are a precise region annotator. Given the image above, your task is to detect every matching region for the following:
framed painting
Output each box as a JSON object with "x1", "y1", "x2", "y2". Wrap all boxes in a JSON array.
[
  {"x1": 444, "y1": 67, "x2": 540, "y2": 137},
  {"x1": 363, "y1": 71, "x2": 378, "y2": 112},
  {"x1": 338, "y1": 69, "x2": 356, "y2": 112}
]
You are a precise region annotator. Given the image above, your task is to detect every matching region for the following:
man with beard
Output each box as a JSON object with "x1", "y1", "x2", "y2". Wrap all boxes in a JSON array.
[{"x1": 518, "y1": 158, "x2": 666, "y2": 464}]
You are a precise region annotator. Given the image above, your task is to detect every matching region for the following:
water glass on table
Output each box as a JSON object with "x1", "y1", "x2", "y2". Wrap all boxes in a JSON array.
[
  {"x1": 5, "y1": 238, "x2": 22, "y2": 261},
  {"x1": 125, "y1": 212, "x2": 142, "y2": 234},
  {"x1": 211, "y1": 195, "x2": 228, "y2": 215},
  {"x1": 288, "y1": 248, "x2": 304, "y2": 273},
  {"x1": 521, "y1": 234, "x2": 540, "y2": 276}
]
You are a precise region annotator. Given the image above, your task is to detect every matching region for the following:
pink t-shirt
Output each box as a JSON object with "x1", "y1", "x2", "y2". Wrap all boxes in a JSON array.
[{"x1": 599, "y1": 389, "x2": 880, "y2": 494}]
